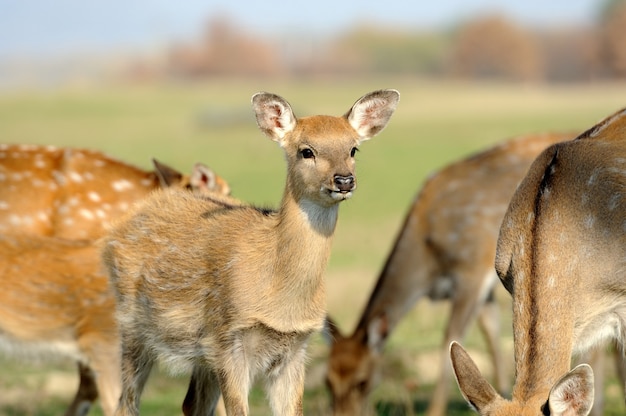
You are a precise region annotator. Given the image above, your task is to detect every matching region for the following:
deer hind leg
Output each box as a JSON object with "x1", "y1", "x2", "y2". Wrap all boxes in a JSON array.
[
  {"x1": 115, "y1": 334, "x2": 154, "y2": 416},
  {"x1": 65, "y1": 363, "x2": 99, "y2": 416},
  {"x1": 426, "y1": 272, "x2": 496, "y2": 416},
  {"x1": 182, "y1": 366, "x2": 222, "y2": 416}
]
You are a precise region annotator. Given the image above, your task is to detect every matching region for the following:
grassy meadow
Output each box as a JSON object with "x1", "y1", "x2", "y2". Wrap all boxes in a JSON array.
[{"x1": 1, "y1": 77, "x2": 625, "y2": 415}]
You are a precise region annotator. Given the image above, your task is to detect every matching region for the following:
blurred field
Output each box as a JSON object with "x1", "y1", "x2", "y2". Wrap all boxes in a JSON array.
[{"x1": 1, "y1": 77, "x2": 625, "y2": 415}]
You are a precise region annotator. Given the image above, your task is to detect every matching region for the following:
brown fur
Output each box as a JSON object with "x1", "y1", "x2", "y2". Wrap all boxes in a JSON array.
[
  {"x1": 326, "y1": 132, "x2": 575, "y2": 416},
  {"x1": 101, "y1": 90, "x2": 399, "y2": 416},
  {"x1": 0, "y1": 144, "x2": 230, "y2": 416},
  {"x1": 450, "y1": 108, "x2": 626, "y2": 415}
]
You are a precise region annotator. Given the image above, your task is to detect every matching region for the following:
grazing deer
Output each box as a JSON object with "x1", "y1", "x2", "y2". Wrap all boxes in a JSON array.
[
  {"x1": 450, "y1": 107, "x2": 626, "y2": 415},
  {"x1": 326, "y1": 131, "x2": 576, "y2": 416},
  {"x1": 0, "y1": 144, "x2": 230, "y2": 416},
  {"x1": 101, "y1": 89, "x2": 400, "y2": 416},
  {"x1": 0, "y1": 144, "x2": 230, "y2": 239}
]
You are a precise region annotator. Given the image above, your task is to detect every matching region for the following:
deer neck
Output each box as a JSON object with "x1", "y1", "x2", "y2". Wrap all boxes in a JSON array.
[{"x1": 258, "y1": 185, "x2": 338, "y2": 332}]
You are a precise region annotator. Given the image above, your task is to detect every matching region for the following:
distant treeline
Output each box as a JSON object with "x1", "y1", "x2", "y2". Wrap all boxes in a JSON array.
[{"x1": 152, "y1": 0, "x2": 626, "y2": 83}]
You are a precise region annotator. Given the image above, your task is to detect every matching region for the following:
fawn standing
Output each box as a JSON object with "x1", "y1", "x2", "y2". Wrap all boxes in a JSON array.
[
  {"x1": 102, "y1": 90, "x2": 400, "y2": 415},
  {"x1": 450, "y1": 108, "x2": 626, "y2": 415}
]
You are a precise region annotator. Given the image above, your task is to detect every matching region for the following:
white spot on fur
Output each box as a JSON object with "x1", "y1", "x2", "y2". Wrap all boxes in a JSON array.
[
  {"x1": 68, "y1": 171, "x2": 84, "y2": 183},
  {"x1": 112, "y1": 179, "x2": 133, "y2": 192},
  {"x1": 94, "y1": 159, "x2": 106, "y2": 167},
  {"x1": 87, "y1": 191, "x2": 101, "y2": 202},
  {"x1": 141, "y1": 178, "x2": 153, "y2": 187},
  {"x1": 0, "y1": 201, "x2": 8, "y2": 210},
  {"x1": 79, "y1": 209, "x2": 95, "y2": 220},
  {"x1": 34, "y1": 159, "x2": 47, "y2": 168},
  {"x1": 608, "y1": 194, "x2": 622, "y2": 211},
  {"x1": 584, "y1": 215, "x2": 596, "y2": 229}
]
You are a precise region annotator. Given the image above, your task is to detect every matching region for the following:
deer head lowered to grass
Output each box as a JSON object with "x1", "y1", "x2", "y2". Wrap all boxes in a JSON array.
[
  {"x1": 101, "y1": 89, "x2": 400, "y2": 416},
  {"x1": 450, "y1": 107, "x2": 626, "y2": 416}
]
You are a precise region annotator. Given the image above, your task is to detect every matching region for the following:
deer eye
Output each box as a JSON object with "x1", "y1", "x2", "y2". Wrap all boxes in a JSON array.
[
  {"x1": 350, "y1": 147, "x2": 358, "y2": 158},
  {"x1": 300, "y1": 148, "x2": 315, "y2": 159}
]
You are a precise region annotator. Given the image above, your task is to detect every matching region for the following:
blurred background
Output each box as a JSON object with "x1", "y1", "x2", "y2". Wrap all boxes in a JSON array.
[
  {"x1": 1, "y1": 0, "x2": 625, "y2": 87},
  {"x1": 1, "y1": 0, "x2": 626, "y2": 415}
]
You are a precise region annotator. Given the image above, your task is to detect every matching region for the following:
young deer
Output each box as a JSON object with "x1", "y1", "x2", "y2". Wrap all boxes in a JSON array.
[
  {"x1": 0, "y1": 144, "x2": 230, "y2": 416},
  {"x1": 450, "y1": 107, "x2": 626, "y2": 415},
  {"x1": 101, "y1": 89, "x2": 399, "y2": 416},
  {"x1": 0, "y1": 144, "x2": 230, "y2": 239},
  {"x1": 325, "y1": 131, "x2": 576, "y2": 416}
]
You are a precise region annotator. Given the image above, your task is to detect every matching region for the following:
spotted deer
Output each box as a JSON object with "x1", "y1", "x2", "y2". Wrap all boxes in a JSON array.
[
  {"x1": 0, "y1": 144, "x2": 231, "y2": 416},
  {"x1": 0, "y1": 144, "x2": 230, "y2": 239},
  {"x1": 326, "y1": 131, "x2": 576, "y2": 416},
  {"x1": 450, "y1": 107, "x2": 626, "y2": 415},
  {"x1": 101, "y1": 89, "x2": 400, "y2": 416}
]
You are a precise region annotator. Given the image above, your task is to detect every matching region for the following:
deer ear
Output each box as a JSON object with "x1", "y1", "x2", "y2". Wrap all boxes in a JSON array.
[
  {"x1": 450, "y1": 341, "x2": 502, "y2": 412},
  {"x1": 548, "y1": 364, "x2": 594, "y2": 416},
  {"x1": 189, "y1": 163, "x2": 217, "y2": 192},
  {"x1": 322, "y1": 315, "x2": 345, "y2": 345},
  {"x1": 364, "y1": 313, "x2": 389, "y2": 353},
  {"x1": 345, "y1": 89, "x2": 399, "y2": 141},
  {"x1": 152, "y1": 158, "x2": 183, "y2": 187},
  {"x1": 251, "y1": 92, "x2": 297, "y2": 144}
]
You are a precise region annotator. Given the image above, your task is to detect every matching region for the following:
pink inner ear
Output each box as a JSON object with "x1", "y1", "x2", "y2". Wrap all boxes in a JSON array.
[{"x1": 268, "y1": 105, "x2": 284, "y2": 129}]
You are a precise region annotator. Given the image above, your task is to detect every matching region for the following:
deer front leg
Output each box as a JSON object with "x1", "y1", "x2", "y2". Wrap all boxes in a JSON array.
[
  {"x1": 264, "y1": 344, "x2": 307, "y2": 416},
  {"x1": 477, "y1": 289, "x2": 508, "y2": 395},
  {"x1": 426, "y1": 275, "x2": 495, "y2": 416},
  {"x1": 182, "y1": 365, "x2": 222, "y2": 416}
]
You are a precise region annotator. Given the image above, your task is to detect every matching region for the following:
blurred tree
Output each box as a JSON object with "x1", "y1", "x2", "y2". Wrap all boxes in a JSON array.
[
  {"x1": 168, "y1": 16, "x2": 282, "y2": 79},
  {"x1": 598, "y1": 0, "x2": 626, "y2": 78},
  {"x1": 320, "y1": 24, "x2": 451, "y2": 76},
  {"x1": 449, "y1": 15, "x2": 542, "y2": 81},
  {"x1": 536, "y1": 27, "x2": 599, "y2": 82}
]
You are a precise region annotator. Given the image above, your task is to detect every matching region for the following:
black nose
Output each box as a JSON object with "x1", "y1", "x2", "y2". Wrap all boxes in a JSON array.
[{"x1": 334, "y1": 175, "x2": 355, "y2": 192}]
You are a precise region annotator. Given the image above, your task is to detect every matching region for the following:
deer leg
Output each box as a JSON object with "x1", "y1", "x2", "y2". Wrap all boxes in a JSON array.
[
  {"x1": 65, "y1": 363, "x2": 99, "y2": 416},
  {"x1": 115, "y1": 335, "x2": 154, "y2": 416},
  {"x1": 426, "y1": 274, "x2": 495, "y2": 416},
  {"x1": 182, "y1": 365, "x2": 222, "y2": 416},
  {"x1": 477, "y1": 289, "x2": 508, "y2": 395},
  {"x1": 264, "y1": 344, "x2": 307, "y2": 416}
]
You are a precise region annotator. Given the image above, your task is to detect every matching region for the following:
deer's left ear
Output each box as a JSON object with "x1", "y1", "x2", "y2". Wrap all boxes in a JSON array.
[{"x1": 345, "y1": 89, "x2": 399, "y2": 141}]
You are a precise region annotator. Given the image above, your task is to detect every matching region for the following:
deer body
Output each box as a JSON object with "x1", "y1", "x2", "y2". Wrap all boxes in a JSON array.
[
  {"x1": 450, "y1": 108, "x2": 626, "y2": 415},
  {"x1": 0, "y1": 144, "x2": 230, "y2": 416},
  {"x1": 102, "y1": 90, "x2": 399, "y2": 416},
  {"x1": 0, "y1": 144, "x2": 230, "y2": 239},
  {"x1": 326, "y1": 132, "x2": 575, "y2": 416},
  {"x1": 0, "y1": 235, "x2": 119, "y2": 416}
]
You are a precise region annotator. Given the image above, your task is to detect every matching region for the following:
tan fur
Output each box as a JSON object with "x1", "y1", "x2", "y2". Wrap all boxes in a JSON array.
[
  {"x1": 450, "y1": 107, "x2": 626, "y2": 415},
  {"x1": 326, "y1": 132, "x2": 574, "y2": 416},
  {"x1": 101, "y1": 90, "x2": 399, "y2": 416},
  {"x1": 0, "y1": 144, "x2": 230, "y2": 416}
]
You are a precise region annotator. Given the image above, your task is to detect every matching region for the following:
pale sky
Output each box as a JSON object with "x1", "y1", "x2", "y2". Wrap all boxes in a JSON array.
[{"x1": 0, "y1": 0, "x2": 604, "y2": 59}]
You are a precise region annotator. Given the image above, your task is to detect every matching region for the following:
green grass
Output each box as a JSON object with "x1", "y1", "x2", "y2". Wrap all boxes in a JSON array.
[{"x1": 1, "y1": 77, "x2": 625, "y2": 414}]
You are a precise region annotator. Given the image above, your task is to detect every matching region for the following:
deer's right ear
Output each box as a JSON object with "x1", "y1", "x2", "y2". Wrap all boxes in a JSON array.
[
  {"x1": 251, "y1": 92, "x2": 297, "y2": 144},
  {"x1": 547, "y1": 364, "x2": 594, "y2": 416},
  {"x1": 323, "y1": 315, "x2": 344, "y2": 345},
  {"x1": 450, "y1": 341, "x2": 502, "y2": 412}
]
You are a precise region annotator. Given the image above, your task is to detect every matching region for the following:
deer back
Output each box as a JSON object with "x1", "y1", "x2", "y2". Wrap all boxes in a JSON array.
[{"x1": 0, "y1": 144, "x2": 229, "y2": 239}]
